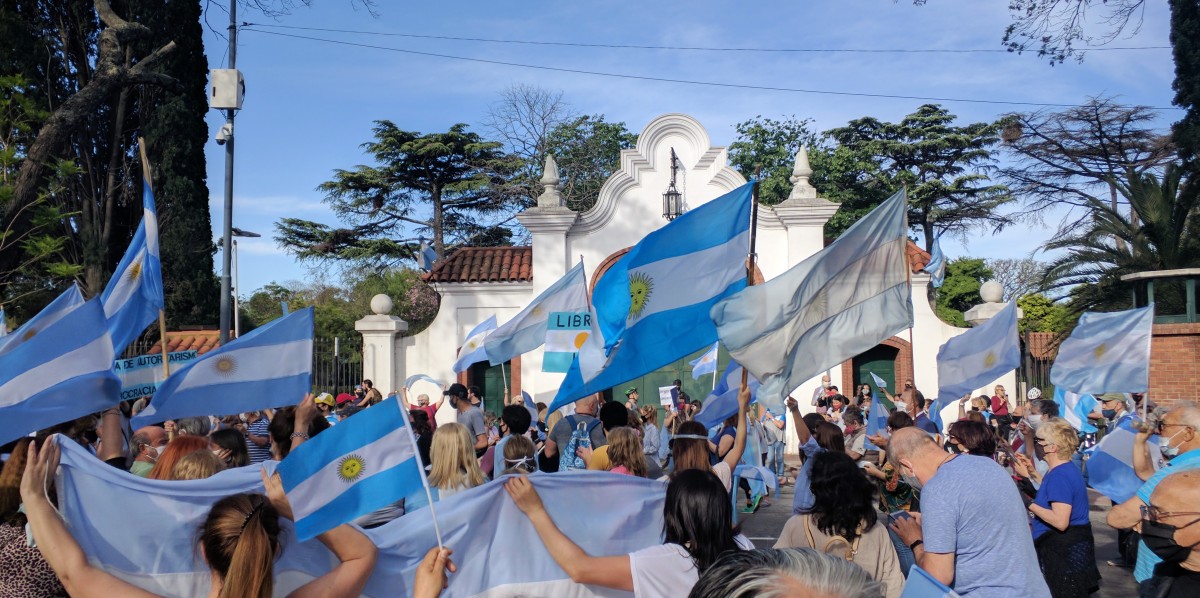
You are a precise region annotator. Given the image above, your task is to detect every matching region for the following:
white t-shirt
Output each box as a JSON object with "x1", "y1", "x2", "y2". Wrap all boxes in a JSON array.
[
  {"x1": 712, "y1": 461, "x2": 732, "y2": 493},
  {"x1": 629, "y1": 536, "x2": 754, "y2": 597}
]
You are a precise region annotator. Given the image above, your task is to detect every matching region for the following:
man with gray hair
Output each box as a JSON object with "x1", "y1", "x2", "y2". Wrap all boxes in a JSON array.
[
  {"x1": 886, "y1": 427, "x2": 1050, "y2": 597},
  {"x1": 688, "y1": 548, "x2": 884, "y2": 598},
  {"x1": 1107, "y1": 402, "x2": 1200, "y2": 585},
  {"x1": 175, "y1": 416, "x2": 210, "y2": 437},
  {"x1": 127, "y1": 426, "x2": 167, "y2": 477}
]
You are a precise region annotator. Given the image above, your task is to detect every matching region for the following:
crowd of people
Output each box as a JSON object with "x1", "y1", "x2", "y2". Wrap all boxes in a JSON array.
[{"x1": 1, "y1": 373, "x2": 1199, "y2": 598}]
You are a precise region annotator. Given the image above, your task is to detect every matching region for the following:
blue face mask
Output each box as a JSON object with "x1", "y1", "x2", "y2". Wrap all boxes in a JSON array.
[{"x1": 1102, "y1": 409, "x2": 1117, "y2": 419}]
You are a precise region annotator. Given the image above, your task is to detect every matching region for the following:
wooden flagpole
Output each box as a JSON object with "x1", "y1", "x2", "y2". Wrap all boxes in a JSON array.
[
  {"x1": 138, "y1": 138, "x2": 170, "y2": 379},
  {"x1": 741, "y1": 169, "x2": 761, "y2": 390},
  {"x1": 903, "y1": 184, "x2": 916, "y2": 392}
]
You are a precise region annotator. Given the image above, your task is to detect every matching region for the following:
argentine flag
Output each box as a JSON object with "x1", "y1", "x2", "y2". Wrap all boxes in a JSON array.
[
  {"x1": 278, "y1": 397, "x2": 427, "y2": 541},
  {"x1": 695, "y1": 362, "x2": 760, "y2": 428},
  {"x1": 1050, "y1": 305, "x2": 1153, "y2": 394},
  {"x1": 935, "y1": 300, "x2": 1020, "y2": 407},
  {"x1": 869, "y1": 371, "x2": 889, "y2": 390},
  {"x1": 1088, "y1": 415, "x2": 1161, "y2": 503},
  {"x1": 548, "y1": 182, "x2": 754, "y2": 413},
  {"x1": 0, "y1": 284, "x2": 84, "y2": 355},
  {"x1": 923, "y1": 234, "x2": 946, "y2": 288},
  {"x1": 711, "y1": 188, "x2": 912, "y2": 414},
  {"x1": 689, "y1": 342, "x2": 719, "y2": 380},
  {"x1": 101, "y1": 179, "x2": 163, "y2": 353},
  {"x1": 0, "y1": 298, "x2": 120, "y2": 444},
  {"x1": 452, "y1": 316, "x2": 497, "y2": 373},
  {"x1": 484, "y1": 261, "x2": 587, "y2": 366},
  {"x1": 1053, "y1": 387, "x2": 1101, "y2": 434},
  {"x1": 132, "y1": 308, "x2": 314, "y2": 427}
]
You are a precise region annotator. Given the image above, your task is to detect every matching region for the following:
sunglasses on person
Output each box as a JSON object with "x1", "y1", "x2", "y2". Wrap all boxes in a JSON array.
[{"x1": 1141, "y1": 505, "x2": 1200, "y2": 528}]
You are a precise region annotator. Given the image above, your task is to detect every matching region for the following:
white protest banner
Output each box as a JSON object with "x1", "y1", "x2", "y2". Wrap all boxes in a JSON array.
[
  {"x1": 113, "y1": 350, "x2": 199, "y2": 400},
  {"x1": 659, "y1": 386, "x2": 677, "y2": 407}
]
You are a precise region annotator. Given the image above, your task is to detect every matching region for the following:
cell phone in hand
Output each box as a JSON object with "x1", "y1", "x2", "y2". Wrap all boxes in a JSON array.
[{"x1": 887, "y1": 510, "x2": 912, "y2": 524}]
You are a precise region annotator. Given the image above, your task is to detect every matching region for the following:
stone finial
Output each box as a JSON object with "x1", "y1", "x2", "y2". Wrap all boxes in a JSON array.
[
  {"x1": 537, "y1": 154, "x2": 564, "y2": 208},
  {"x1": 979, "y1": 280, "x2": 1004, "y2": 303},
  {"x1": 786, "y1": 146, "x2": 818, "y2": 201},
  {"x1": 370, "y1": 294, "x2": 393, "y2": 315}
]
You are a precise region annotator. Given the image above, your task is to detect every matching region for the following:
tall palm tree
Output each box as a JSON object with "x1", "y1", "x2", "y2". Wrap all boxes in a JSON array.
[{"x1": 1041, "y1": 164, "x2": 1200, "y2": 313}]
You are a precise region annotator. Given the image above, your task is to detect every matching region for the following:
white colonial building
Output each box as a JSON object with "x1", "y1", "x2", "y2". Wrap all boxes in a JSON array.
[{"x1": 357, "y1": 113, "x2": 1015, "y2": 437}]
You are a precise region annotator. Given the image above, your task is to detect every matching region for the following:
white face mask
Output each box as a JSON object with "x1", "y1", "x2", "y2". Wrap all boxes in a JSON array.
[
  {"x1": 149, "y1": 444, "x2": 165, "y2": 459},
  {"x1": 1160, "y1": 429, "x2": 1186, "y2": 459},
  {"x1": 1026, "y1": 414, "x2": 1043, "y2": 429},
  {"x1": 894, "y1": 401, "x2": 908, "y2": 413}
]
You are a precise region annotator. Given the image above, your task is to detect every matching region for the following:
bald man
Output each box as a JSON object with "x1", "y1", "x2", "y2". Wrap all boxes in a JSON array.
[
  {"x1": 886, "y1": 427, "x2": 1049, "y2": 597},
  {"x1": 1108, "y1": 403, "x2": 1200, "y2": 583},
  {"x1": 1139, "y1": 470, "x2": 1200, "y2": 595}
]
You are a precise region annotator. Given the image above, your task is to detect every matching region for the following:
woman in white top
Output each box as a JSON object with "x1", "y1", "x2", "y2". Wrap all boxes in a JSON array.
[
  {"x1": 669, "y1": 385, "x2": 750, "y2": 492},
  {"x1": 505, "y1": 468, "x2": 747, "y2": 596},
  {"x1": 427, "y1": 422, "x2": 484, "y2": 500}
]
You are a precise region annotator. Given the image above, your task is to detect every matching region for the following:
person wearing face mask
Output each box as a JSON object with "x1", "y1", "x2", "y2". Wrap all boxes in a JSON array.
[
  {"x1": 886, "y1": 427, "x2": 1050, "y2": 597},
  {"x1": 1106, "y1": 404, "x2": 1200, "y2": 586},
  {"x1": 1018, "y1": 418, "x2": 1100, "y2": 598},
  {"x1": 1019, "y1": 398, "x2": 1061, "y2": 468},
  {"x1": 880, "y1": 378, "x2": 923, "y2": 419},
  {"x1": 127, "y1": 426, "x2": 168, "y2": 477},
  {"x1": 1139, "y1": 470, "x2": 1200, "y2": 596}
]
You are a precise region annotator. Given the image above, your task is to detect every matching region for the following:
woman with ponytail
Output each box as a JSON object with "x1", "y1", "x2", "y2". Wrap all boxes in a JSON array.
[{"x1": 19, "y1": 437, "x2": 378, "y2": 597}]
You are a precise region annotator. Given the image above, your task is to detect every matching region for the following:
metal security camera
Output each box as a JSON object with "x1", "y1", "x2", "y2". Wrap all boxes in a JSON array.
[{"x1": 215, "y1": 123, "x2": 233, "y2": 145}]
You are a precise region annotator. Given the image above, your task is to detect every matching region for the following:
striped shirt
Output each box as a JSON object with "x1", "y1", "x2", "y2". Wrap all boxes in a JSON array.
[{"x1": 246, "y1": 418, "x2": 272, "y2": 463}]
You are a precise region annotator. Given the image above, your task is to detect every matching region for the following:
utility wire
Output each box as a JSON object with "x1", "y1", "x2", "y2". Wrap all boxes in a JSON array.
[
  {"x1": 242, "y1": 23, "x2": 1170, "y2": 54},
  {"x1": 240, "y1": 28, "x2": 1181, "y2": 110}
]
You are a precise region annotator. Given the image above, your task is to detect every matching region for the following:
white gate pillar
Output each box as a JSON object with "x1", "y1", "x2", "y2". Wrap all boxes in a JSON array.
[{"x1": 355, "y1": 294, "x2": 408, "y2": 395}]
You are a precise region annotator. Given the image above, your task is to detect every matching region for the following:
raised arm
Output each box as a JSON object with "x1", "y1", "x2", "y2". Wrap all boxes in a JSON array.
[
  {"x1": 21, "y1": 439, "x2": 158, "y2": 598},
  {"x1": 262, "y1": 470, "x2": 378, "y2": 597},
  {"x1": 505, "y1": 476, "x2": 633, "y2": 591},
  {"x1": 786, "y1": 396, "x2": 811, "y2": 446},
  {"x1": 1132, "y1": 428, "x2": 1156, "y2": 481},
  {"x1": 721, "y1": 385, "x2": 751, "y2": 472},
  {"x1": 399, "y1": 387, "x2": 413, "y2": 410}
]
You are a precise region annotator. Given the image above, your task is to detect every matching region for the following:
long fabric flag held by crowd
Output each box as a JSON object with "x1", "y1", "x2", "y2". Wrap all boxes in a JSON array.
[
  {"x1": 930, "y1": 300, "x2": 1021, "y2": 430},
  {"x1": 53, "y1": 436, "x2": 667, "y2": 598},
  {"x1": 712, "y1": 188, "x2": 912, "y2": 414},
  {"x1": 1087, "y1": 415, "x2": 1162, "y2": 503},
  {"x1": 484, "y1": 261, "x2": 588, "y2": 366},
  {"x1": 278, "y1": 397, "x2": 427, "y2": 541},
  {"x1": 452, "y1": 315, "x2": 497, "y2": 374},
  {"x1": 0, "y1": 298, "x2": 120, "y2": 445},
  {"x1": 132, "y1": 307, "x2": 314, "y2": 427},
  {"x1": 548, "y1": 182, "x2": 755, "y2": 413},
  {"x1": 1050, "y1": 305, "x2": 1153, "y2": 394},
  {"x1": 101, "y1": 176, "x2": 164, "y2": 354}
]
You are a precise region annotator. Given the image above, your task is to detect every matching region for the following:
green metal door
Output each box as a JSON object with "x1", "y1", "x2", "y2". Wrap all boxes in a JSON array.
[
  {"x1": 854, "y1": 345, "x2": 899, "y2": 393},
  {"x1": 614, "y1": 345, "x2": 728, "y2": 424},
  {"x1": 469, "y1": 361, "x2": 511, "y2": 417}
]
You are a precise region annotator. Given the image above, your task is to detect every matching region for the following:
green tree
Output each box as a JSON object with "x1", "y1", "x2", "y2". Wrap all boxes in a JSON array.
[
  {"x1": 276, "y1": 122, "x2": 522, "y2": 270},
  {"x1": 935, "y1": 258, "x2": 994, "y2": 327},
  {"x1": 1017, "y1": 294, "x2": 1073, "y2": 334},
  {"x1": 1171, "y1": 0, "x2": 1200, "y2": 192},
  {"x1": 727, "y1": 115, "x2": 820, "y2": 205},
  {"x1": 545, "y1": 115, "x2": 637, "y2": 212},
  {"x1": 1042, "y1": 164, "x2": 1200, "y2": 313},
  {"x1": 825, "y1": 105, "x2": 1014, "y2": 251}
]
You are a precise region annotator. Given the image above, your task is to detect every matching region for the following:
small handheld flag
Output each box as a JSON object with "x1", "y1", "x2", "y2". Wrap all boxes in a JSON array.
[
  {"x1": 923, "y1": 235, "x2": 946, "y2": 289},
  {"x1": 452, "y1": 316, "x2": 497, "y2": 374},
  {"x1": 277, "y1": 396, "x2": 431, "y2": 542},
  {"x1": 869, "y1": 372, "x2": 888, "y2": 390},
  {"x1": 689, "y1": 342, "x2": 719, "y2": 380}
]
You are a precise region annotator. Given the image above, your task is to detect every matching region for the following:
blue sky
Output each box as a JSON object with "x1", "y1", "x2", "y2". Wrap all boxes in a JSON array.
[{"x1": 201, "y1": 0, "x2": 1181, "y2": 296}]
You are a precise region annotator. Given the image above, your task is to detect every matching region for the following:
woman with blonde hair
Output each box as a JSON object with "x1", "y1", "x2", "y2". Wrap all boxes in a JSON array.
[
  {"x1": 500, "y1": 434, "x2": 537, "y2": 476},
  {"x1": 428, "y1": 422, "x2": 485, "y2": 500},
  {"x1": 170, "y1": 450, "x2": 226, "y2": 481},
  {"x1": 606, "y1": 427, "x2": 648, "y2": 477},
  {"x1": 639, "y1": 405, "x2": 660, "y2": 459},
  {"x1": 18, "y1": 438, "x2": 377, "y2": 598}
]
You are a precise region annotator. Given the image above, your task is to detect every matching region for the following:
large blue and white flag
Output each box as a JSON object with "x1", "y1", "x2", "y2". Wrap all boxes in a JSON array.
[
  {"x1": 0, "y1": 284, "x2": 85, "y2": 355},
  {"x1": 695, "y1": 361, "x2": 760, "y2": 428},
  {"x1": 132, "y1": 308, "x2": 314, "y2": 427},
  {"x1": 711, "y1": 188, "x2": 912, "y2": 414},
  {"x1": 1087, "y1": 415, "x2": 1161, "y2": 503},
  {"x1": 0, "y1": 299, "x2": 120, "y2": 444},
  {"x1": 689, "y1": 342, "x2": 719, "y2": 380},
  {"x1": 484, "y1": 262, "x2": 588, "y2": 366},
  {"x1": 452, "y1": 315, "x2": 497, "y2": 374},
  {"x1": 1053, "y1": 387, "x2": 1101, "y2": 434},
  {"x1": 101, "y1": 180, "x2": 163, "y2": 353},
  {"x1": 278, "y1": 397, "x2": 426, "y2": 541},
  {"x1": 901, "y1": 564, "x2": 960, "y2": 597},
  {"x1": 1051, "y1": 305, "x2": 1153, "y2": 394},
  {"x1": 923, "y1": 234, "x2": 946, "y2": 288},
  {"x1": 54, "y1": 435, "x2": 667, "y2": 598},
  {"x1": 869, "y1": 372, "x2": 889, "y2": 390},
  {"x1": 548, "y1": 182, "x2": 754, "y2": 413},
  {"x1": 935, "y1": 301, "x2": 1020, "y2": 406}
]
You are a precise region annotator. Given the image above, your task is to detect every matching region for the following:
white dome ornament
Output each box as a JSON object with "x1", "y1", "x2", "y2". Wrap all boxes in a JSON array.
[{"x1": 370, "y1": 294, "x2": 393, "y2": 315}]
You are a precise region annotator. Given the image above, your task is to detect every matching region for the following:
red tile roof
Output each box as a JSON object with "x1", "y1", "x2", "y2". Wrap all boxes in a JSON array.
[
  {"x1": 424, "y1": 246, "x2": 533, "y2": 284},
  {"x1": 906, "y1": 240, "x2": 932, "y2": 274},
  {"x1": 1026, "y1": 332, "x2": 1058, "y2": 360},
  {"x1": 146, "y1": 330, "x2": 222, "y2": 356}
]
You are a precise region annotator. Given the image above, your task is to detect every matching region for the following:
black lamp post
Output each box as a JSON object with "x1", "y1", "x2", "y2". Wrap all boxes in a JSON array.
[{"x1": 662, "y1": 147, "x2": 684, "y2": 221}]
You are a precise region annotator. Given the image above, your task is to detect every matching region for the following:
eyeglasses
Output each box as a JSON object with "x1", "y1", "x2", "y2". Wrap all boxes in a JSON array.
[
  {"x1": 1141, "y1": 505, "x2": 1200, "y2": 528},
  {"x1": 1157, "y1": 422, "x2": 1194, "y2": 434},
  {"x1": 1034, "y1": 437, "x2": 1051, "y2": 445}
]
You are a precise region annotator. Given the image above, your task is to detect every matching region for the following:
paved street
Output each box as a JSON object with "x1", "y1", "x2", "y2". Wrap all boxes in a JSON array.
[{"x1": 736, "y1": 458, "x2": 1139, "y2": 597}]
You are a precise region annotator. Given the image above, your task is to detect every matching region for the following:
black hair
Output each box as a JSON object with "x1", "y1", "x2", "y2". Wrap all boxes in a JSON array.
[
  {"x1": 500, "y1": 404, "x2": 532, "y2": 436},
  {"x1": 809, "y1": 451, "x2": 877, "y2": 539},
  {"x1": 1030, "y1": 399, "x2": 1060, "y2": 418},
  {"x1": 802, "y1": 413, "x2": 824, "y2": 434},
  {"x1": 445, "y1": 383, "x2": 467, "y2": 399},
  {"x1": 268, "y1": 407, "x2": 330, "y2": 459},
  {"x1": 362, "y1": 379, "x2": 373, "y2": 388},
  {"x1": 409, "y1": 409, "x2": 433, "y2": 437},
  {"x1": 663, "y1": 469, "x2": 740, "y2": 573},
  {"x1": 886, "y1": 411, "x2": 914, "y2": 431},
  {"x1": 599, "y1": 400, "x2": 630, "y2": 432},
  {"x1": 209, "y1": 429, "x2": 250, "y2": 468},
  {"x1": 947, "y1": 420, "x2": 996, "y2": 457},
  {"x1": 467, "y1": 385, "x2": 481, "y2": 398},
  {"x1": 813, "y1": 422, "x2": 845, "y2": 453}
]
